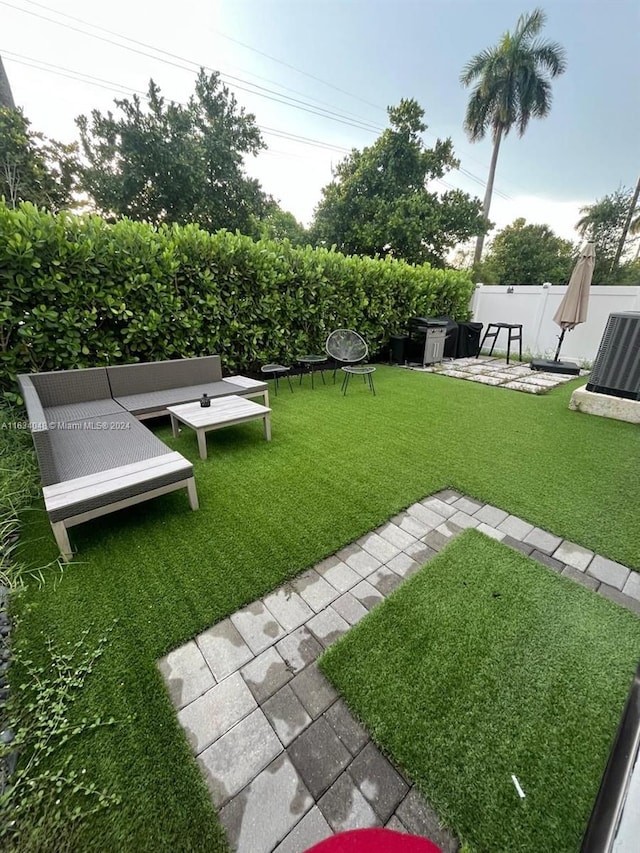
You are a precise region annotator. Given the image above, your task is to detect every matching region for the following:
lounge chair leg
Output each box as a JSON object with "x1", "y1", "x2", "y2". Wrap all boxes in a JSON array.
[
  {"x1": 51, "y1": 521, "x2": 72, "y2": 562},
  {"x1": 263, "y1": 389, "x2": 270, "y2": 407},
  {"x1": 264, "y1": 413, "x2": 272, "y2": 441},
  {"x1": 186, "y1": 477, "x2": 199, "y2": 510}
]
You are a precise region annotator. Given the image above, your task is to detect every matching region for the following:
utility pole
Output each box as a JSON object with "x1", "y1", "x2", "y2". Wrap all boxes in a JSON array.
[
  {"x1": 611, "y1": 175, "x2": 640, "y2": 272},
  {"x1": 0, "y1": 54, "x2": 15, "y2": 110}
]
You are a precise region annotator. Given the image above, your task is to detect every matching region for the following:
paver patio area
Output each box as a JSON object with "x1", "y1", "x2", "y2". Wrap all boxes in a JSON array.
[
  {"x1": 412, "y1": 356, "x2": 588, "y2": 393},
  {"x1": 158, "y1": 489, "x2": 639, "y2": 853}
]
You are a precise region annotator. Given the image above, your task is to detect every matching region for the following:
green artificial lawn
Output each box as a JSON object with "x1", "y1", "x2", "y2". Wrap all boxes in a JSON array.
[
  {"x1": 12, "y1": 367, "x2": 640, "y2": 850},
  {"x1": 320, "y1": 531, "x2": 640, "y2": 853}
]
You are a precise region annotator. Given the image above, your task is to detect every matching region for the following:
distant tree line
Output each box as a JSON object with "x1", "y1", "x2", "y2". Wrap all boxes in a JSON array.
[
  {"x1": 1, "y1": 72, "x2": 486, "y2": 268},
  {"x1": 1, "y1": 9, "x2": 638, "y2": 285}
]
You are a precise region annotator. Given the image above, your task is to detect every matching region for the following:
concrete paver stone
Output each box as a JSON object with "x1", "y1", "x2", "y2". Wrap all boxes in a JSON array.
[
  {"x1": 367, "y1": 566, "x2": 403, "y2": 597},
  {"x1": 331, "y1": 592, "x2": 369, "y2": 626},
  {"x1": 476, "y1": 522, "x2": 506, "y2": 541},
  {"x1": 276, "y1": 626, "x2": 323, "y2": 674},
  {"x1": 393, "y1": 512, "x2": 433, "y2": 539},
  {"x1": 273, "y1": 806, "x2": 333, "y2": 853},
  {"x1": 307, "y1": 608, "x2": 351, "y2": 648},
  {"x1": 349, "y1": 742, "x2": 409, "y2": 823},
  {"x1": 291, "y1": 570, "x2": 340, "y2": 613},
  {"x1": 287, "y1": 718, "x2": 351, "y2": 800},
  {"x1": 498, "y1": 515, "x2": 534, "y2": 541},
  {"x1": 241, "y1": 646, "x2": 293, "y2": 704},
  {"x1": 562, "y1": 565, "x2": 599, "y2": 590},
  {"x1": 177, "y1": 671, "x2": 256, "y2": 755},
  {"x1": 622, "y1": 573, "x2": 640, "y2": 603},
  {"x1": 157, "y1": 641, "x2": 215, "y2": 710},
  {"x1": 263, "y1": 684, "x2": 312, "y2": 747},
  {"x1": 219, "y1": 753, "x2": 313, "y2": 853},
  {"x1": 317, "y1": 771, "x2": 380, "y2": 833},
  {"x1": 587, "y1": 555, "x2": 630, "y2": 590},
  {"x1": 523, "y1": 527, "x2": 563, "y2": 555},
  {"x1": 406, "y1": 503, "x2": 446, "y2": 530},
  {"x1": 451, "y1": 496, "x2": 483, "y2": 515},
  {"x1": 289, "y1": 663, "x2": 338, "y2": 719},
  {"x1": 474, "y1": 504, "x2": 509, "y2": 527},
  {"x1": 386, "y1": 552, "x2": 420, "y2": 579},
  {"x1": 196, "y1": 619, "x2": 254, "y2": 681},
  {"x1": 449, "y1": 511, "x2": 480, "y2": 530},
  {"x1": 324, "y1": 699, "x2": 369, "y2": 756},
  {"x1": 264, "y1": 589, "x2": 314, "y2": 632},
  {"x1": 396, "y1": 788, "x2": 458, "y2": 853},
  {"x1": 358, "y1": 532, "x2": 401, "y2": 564},
  {"x1": 197, "y1": 708, "x2": 282, "y2": 807},
  {"x1": 231, "y1": 601, "x2": 287, "y2": 655},
  {"x1": 420, "y1": 497, "x2": 457, "y2": 519},
  {"x1": 376, "y1": 522, "x2": 418, "y2": 551},
  {"x1": 349, "y1": 580, "x2": 384, "y2": 611},
  {"x1": 553, "y1": 541, "x2": 594, "y2": 572},
  {"x1": 314, "y1": 560, "x2": 361, "y2": 594},
  {"x1": 341, "y1": 546, "x2": 382, "y2": 578}
]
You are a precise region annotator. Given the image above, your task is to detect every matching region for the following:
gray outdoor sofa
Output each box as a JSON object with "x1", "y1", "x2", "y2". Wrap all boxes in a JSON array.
[{"x1": 18, "y1": 356, "x2": 268, "y2": 562}]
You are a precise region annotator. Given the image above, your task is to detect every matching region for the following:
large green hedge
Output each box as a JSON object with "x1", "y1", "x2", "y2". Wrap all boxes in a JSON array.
[{"x1": 0, "y1": 202, "x2": 474, "y2": 396}]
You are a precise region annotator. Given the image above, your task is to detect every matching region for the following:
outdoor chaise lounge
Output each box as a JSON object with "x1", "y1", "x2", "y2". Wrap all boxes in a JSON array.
[{"x1": 18, "y1": 356, "x2": 267, "y2": 562}]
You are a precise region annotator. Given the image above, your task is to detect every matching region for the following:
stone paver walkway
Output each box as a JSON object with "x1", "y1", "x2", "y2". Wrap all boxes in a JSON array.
[
  {"x1": 407, "y1": 356, "x2": 588, "y2": 394},
  {"x1": 158, "y1": 490, "x2": 639, "y2": 853}
]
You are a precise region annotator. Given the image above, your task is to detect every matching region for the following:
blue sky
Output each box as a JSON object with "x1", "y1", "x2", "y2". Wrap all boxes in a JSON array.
[{"x1": 3, "y1": 0, "x2": 639, "y2": 242}]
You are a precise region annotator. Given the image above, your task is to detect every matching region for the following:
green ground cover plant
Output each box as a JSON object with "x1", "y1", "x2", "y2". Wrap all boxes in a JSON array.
[
  {"x1": 10, "y1": 368, "x2": 640, "y2": 849},
  {"x1": 320, "y1": 531, "x2": 640, "y2": 853}
]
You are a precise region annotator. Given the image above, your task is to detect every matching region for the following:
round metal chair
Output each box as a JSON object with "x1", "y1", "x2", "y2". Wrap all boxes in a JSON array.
[{"x1": 325, "y1": 329, "x2": 369, "y2": 383}]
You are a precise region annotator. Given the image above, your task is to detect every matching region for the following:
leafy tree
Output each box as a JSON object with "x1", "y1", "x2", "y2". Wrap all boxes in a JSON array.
[
  {"x1": 77, "y1": 70, "x2": 269, "y2": 234},
  {"x1": 576, "y1": 187, "x2": 637, "y2": 282},
  {"x1": 461, "y1": 8, "x2": 567, "y2": 264},
  {"x1": 476, "y1": 218, "x2": 575, "y2": 284},
  {"x1": 310, "y1": 98, "x2": 486, "y2": 266},
  {"x1": 0, "y1": 107, "x2": 77, "y2": 211},
  {"x1": 251, "y1": 201, "x2": 308, "y2": 245}
]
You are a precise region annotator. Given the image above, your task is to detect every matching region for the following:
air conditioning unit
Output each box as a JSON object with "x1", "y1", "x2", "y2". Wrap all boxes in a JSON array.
[{"x1": 586, "y1": 312, "x2": 640, "y2": 400}]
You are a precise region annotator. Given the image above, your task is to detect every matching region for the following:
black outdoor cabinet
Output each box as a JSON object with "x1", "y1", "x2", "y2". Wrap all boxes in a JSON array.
[{"x1": 456, "y1": 322, "x2": 483, "y2": 358}]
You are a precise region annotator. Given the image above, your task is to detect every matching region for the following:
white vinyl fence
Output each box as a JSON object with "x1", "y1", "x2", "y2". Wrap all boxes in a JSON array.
[{"x1": 470, "y1": 284, "x2": 640, "y2": 364}]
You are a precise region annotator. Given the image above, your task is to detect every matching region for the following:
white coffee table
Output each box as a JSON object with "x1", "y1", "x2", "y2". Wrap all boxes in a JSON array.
[{"x1": 167, "y1": 396, "x2": 272, "y2": 460}]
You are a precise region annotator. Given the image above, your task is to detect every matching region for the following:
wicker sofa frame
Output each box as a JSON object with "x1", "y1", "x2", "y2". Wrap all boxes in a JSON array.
[{"x1": 18, "y1": 356, "x2": 268, "y2": 562}]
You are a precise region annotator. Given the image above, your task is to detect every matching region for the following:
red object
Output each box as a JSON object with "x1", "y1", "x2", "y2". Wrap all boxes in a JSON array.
[{"x1": 304, "y1": 828, "x2": 443, "y2": 853}]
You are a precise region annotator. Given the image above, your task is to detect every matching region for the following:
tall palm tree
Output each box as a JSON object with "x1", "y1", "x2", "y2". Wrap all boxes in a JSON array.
[
  {"x1": 461, "y1": 9, "x2": 567, "y2": 265},
  {"x1": 630, "y1": 211, "x2": 640, "y2": 261}
]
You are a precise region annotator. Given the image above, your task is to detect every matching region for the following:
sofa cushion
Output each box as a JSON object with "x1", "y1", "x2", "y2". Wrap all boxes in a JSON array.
[
  {"x1": 113, "y1": 379, "x2": 253, "y2": 416},
  {"x1": 45, "y1": 398, "x2": 127, "y2": 425},
  {"x1": 29, "y1": 367, "x2": 112, "y2": 408},
  {"x1": 50, "y1": 412, "x2": 172, "y2": 483},
  {"x1": 107, "y1": 356, "x2": 222, "y2": 397}
]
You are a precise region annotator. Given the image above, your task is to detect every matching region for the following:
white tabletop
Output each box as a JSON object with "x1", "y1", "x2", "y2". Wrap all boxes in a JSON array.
[{"x1": 167, "y1": 395, "x2": 271, "y2": 428}]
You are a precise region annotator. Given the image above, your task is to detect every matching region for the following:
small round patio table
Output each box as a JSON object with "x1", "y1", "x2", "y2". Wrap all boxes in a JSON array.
[
  {"x1": 341, "y1": 364, "x2": 376, "y2": 396},
  {"x1": 260, "y1": 363, "x2": 293, "y2": 396},
  {"x1": 297, "y1": 354, "x2": 328, "y2": 390}
]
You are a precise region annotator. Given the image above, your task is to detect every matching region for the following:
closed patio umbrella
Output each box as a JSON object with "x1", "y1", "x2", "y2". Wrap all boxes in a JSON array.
[{"x1": 551, "y1": 242, "x2": 596, "y2": 362}]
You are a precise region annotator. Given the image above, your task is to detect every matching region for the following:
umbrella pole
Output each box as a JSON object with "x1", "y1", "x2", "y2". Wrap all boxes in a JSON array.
[{"x1": 554, "y1": 328, "x2": 567, "y2": 362}]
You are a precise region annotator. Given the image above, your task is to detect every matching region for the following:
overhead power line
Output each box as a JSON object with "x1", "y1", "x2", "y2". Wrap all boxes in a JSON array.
[
  {"x1": 2, "y1": 50, "x2": 353, "y2": 155},
  {"x1": 7, "y1": 0, "x2": 384, "y2": 136},
  {"x1": 4, "y1": 0, "x2": 513, "y2": 199},
  {"x1": 22, "y1": 0, "x2": 378, "y2": 125}
]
